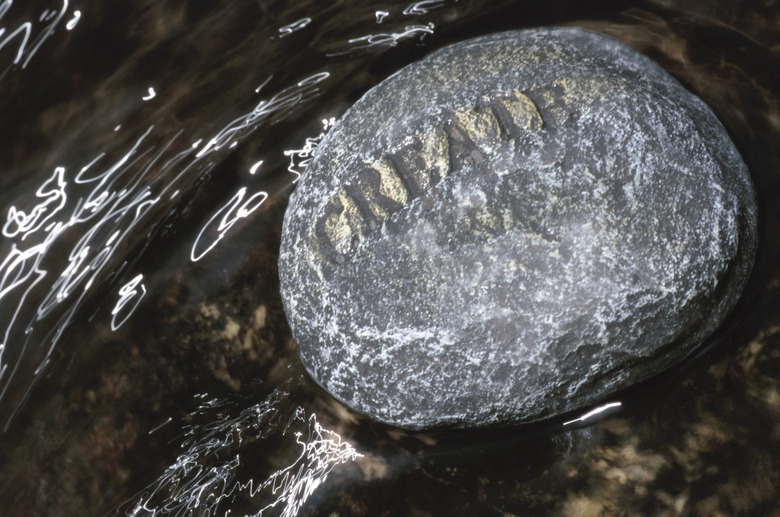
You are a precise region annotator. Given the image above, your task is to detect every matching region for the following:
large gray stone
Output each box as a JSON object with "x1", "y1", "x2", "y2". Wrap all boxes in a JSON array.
[{"x1": 278, "y1": 27, "x2": 758, "y2": 429}]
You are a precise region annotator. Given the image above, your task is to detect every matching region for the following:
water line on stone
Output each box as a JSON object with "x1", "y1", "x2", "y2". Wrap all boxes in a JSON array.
[
  {"x1": 562, "y1": 401, "x2": 623, "y2": 426},
  {"x1": 283, "y1": 117, "x2": 336, "y2": 183}
]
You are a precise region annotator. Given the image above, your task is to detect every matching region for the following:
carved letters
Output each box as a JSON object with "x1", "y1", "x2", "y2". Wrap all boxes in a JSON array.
[{"x1": 314, "y1": 85, "x2": 570, "y2": 263}]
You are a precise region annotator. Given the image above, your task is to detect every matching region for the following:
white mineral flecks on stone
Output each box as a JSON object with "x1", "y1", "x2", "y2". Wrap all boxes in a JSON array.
[{"x1": 278, "y1": 27, "x2": 758, "y2": 430}]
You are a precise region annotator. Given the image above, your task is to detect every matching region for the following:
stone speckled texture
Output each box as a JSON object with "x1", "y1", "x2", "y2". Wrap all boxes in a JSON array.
[{"x1": 278, "y1": 27, "x2": 757, "y2": 429}]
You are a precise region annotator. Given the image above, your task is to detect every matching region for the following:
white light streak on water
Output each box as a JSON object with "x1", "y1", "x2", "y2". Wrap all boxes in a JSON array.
[
  {"x1": 1, "y1": 62, "x2": 335, "y2": 426},
  {"x1": 279, "y1": 17, "x2": 311, "y2": 37},
  {"x1": 0, "y1": 128, "x2": 164, "y2": 420},
  {"x1": 375, "y1": 10, "x2": 389, "y2": 23},
  {"x1": 254, "y1": 76, "x2": 272, "y2": 94},
  {"x1": 190, "y1": 187, "x2": 269, "y2": 262},
  {"x1": 402, "y1": 0, "x2": 446, "y2": 16},
  {"x1": 340, "y1": 23, "x2": 435, "y2": 53},
  {"x1": 65, "y1": 9, "x2": 80, "y2": 30},
  {"x1": 143, "y1": 87, "x2": 156, "y2": 100},
  {"x1": 125, "y1": 391, "x2": 362, "y2": 517},
  {"x1": 195, "y1": 71, "x2": 330, "y2": 158},
  {"x1": 3, "y1": 167, "x2": 66, "y2": 240},
  {"x1": 0, "y1": 0, "x2": 73, "y2": 76},
  {"x1": 110, "y1": 273, "x2": 146, "y2": 331},
  {"x1": 249, "y1": 160, "x2": 264, "y2": 175},
  {"x1": 248, "y1": 406, "x2": 363, "y2": 517},
  {"x1": 296, "y1": 71, "x2": 329, "y2": 87},
  {"x1": 563, "y1": 401, "x2": 622, "y2": 426},
  {"x1": 283, "y1": 117, "x2": 335, "y2": 182},
  {"x1": 148, "y1": 416, "x2": 172, "y2": 435}
]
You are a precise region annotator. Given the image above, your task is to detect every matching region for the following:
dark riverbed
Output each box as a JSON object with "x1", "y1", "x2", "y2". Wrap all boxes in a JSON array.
[{"x1": 0, "y1": 1, "x2": 778, "y2": 515}]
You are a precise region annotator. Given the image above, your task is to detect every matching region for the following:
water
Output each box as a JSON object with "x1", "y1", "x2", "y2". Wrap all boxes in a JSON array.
[{"x1": 0, "y1": 0, "x2": 778, "y2": 515}]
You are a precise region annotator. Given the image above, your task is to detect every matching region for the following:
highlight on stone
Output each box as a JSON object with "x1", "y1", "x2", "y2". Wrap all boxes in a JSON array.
[{"x1": 278, "y1": 27, "x2": 758, "y2": 430}]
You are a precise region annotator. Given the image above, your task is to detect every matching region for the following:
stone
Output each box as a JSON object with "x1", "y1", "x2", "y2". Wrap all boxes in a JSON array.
[{"x1": 278, "y1": 27, "x2": 758, "y2": 430}]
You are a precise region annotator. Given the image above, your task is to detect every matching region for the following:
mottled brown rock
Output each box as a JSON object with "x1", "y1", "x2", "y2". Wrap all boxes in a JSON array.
[{"x1": 278, "y1": 27, "x2": 757, "y2": 429}]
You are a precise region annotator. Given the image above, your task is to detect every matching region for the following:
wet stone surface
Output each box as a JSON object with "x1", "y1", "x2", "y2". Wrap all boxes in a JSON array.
[{"x1": 279, "y1": 28, "x2": 758, "y2": 430}]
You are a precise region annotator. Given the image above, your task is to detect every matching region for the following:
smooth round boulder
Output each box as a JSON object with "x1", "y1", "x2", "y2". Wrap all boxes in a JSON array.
[{"x1": 278, "y1": 27, "x2": 757, "y2": 429}]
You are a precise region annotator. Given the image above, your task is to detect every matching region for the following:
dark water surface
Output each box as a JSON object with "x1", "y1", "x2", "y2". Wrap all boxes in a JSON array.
[{"x1": 0, "y1": 1, "x2": 778, "y2": 515}]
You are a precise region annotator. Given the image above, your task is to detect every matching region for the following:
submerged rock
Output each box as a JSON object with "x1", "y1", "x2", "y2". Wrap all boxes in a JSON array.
[{"x1": 278, "y1": 27, "x2": 757, "y2": 429}]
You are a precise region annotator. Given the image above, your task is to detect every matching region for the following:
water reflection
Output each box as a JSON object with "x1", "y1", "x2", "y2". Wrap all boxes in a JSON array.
[
  {"x1": 124, "y1": 391, "x2": 361, "y2": 517},
  {"x1": 0, "y1": 0, "x2": 78, "y2": 77},
  {"x1": 0, "y1": 0, "x2": 777, "y2": 515}
]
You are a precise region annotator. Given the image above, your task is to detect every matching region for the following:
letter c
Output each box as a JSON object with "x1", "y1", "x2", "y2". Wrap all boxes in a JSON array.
[{"x1": 315, "y1": 198, "x2": 349, "y2": 264}]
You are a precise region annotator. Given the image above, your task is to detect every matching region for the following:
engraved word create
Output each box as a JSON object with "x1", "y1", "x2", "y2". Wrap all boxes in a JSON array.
[{"x1": 314, "y1": 83, "x2": 576, "y2": 264}]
